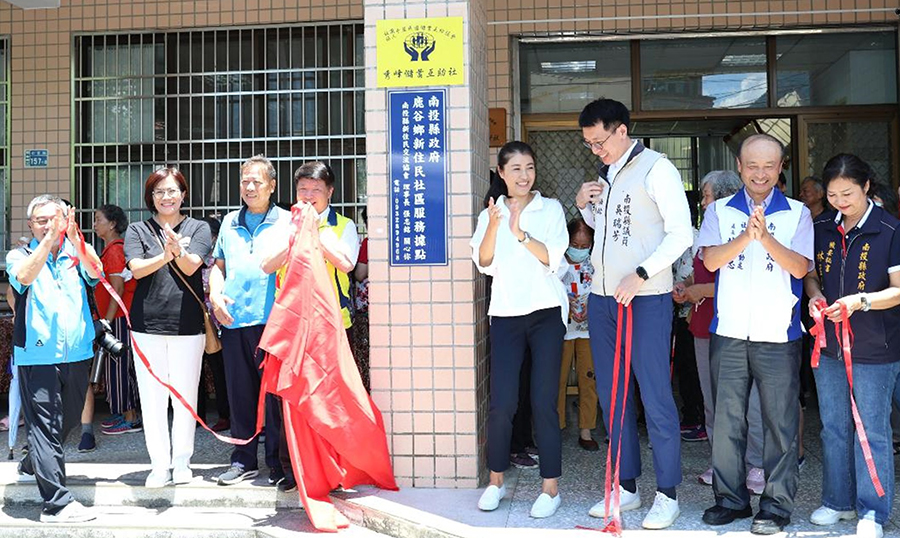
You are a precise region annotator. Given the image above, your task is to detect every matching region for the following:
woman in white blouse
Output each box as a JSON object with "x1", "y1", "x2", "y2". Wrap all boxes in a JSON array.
[{"x1": 470, "y1": 141, "x2": 569, "y2": 518}]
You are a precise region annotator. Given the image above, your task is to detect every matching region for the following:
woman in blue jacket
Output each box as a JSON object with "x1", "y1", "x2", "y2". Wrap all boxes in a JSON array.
[{"x1": 804, "y1": 153, "x2": 900, "y2": 538}]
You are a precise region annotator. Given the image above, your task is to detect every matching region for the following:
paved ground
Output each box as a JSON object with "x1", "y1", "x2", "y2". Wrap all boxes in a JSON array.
[
  {"x1": 0, "y1": 395, "x2": 896, "y2": 536},
  {"x1": 341, "y1": 397, "x2": 900, "y2": 537}
]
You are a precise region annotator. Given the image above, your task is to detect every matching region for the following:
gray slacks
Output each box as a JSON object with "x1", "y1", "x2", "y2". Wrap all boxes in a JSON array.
[{"x1": 710, "y1": 335, "x2": 800, "y2": 517}]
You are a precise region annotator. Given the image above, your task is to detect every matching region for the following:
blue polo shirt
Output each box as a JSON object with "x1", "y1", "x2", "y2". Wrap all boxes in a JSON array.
[
  {"x1": 6, "y1": 238, "x2": 98, "y2": 366},
  {"x1": 213, "y1": 203, "x2": 290, "y2": 328}
]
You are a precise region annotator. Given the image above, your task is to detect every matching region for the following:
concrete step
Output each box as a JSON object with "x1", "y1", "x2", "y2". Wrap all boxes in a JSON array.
[
  {"x1": 0, "y1": 462, "x2": 306, "y2": 509},
  {"x1": 0, "y1": 505, "x2": 387, "y2": 537}
]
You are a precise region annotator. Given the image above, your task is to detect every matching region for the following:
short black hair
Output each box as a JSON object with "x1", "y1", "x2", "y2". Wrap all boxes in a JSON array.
[
  {"x1": 294, "y1": 161, "x2": 335, "y2": 188},
  {"x1": 578, "y1": 98, "x2": 630, "y2": 131},
  {"x1": 97, "y1": 204, "x2": 129, "y2": 235},
  {"x1": 203, "y1": 215, "x2": 222, "y2": 238}
]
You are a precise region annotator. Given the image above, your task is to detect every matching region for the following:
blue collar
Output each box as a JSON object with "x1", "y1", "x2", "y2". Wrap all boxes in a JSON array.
[
  {"x1": 235, "y1": 202, "x2": 280, "y2": 231},
  {"x1": 726, "y1": 186, "x2": 791, "y2": 216}
]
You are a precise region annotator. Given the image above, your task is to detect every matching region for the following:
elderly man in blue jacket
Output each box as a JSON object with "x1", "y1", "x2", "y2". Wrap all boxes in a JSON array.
[{"x1": 7, "y1": 195, "x2": 102, "y2": 524}]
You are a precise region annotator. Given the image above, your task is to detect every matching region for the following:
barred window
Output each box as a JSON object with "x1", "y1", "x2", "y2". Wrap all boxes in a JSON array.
[{"x1": 73, "y1": 24, "x2": 366, "y2": 239}]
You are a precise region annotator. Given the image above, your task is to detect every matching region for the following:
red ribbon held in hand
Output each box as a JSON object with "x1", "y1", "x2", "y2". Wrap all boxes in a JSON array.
[
  {"x1": 577, "y1": 303, "x2": 632, "y2": 536},
  {"x1": 809, "y1": 299, "x2": 884, "y2": 498}
]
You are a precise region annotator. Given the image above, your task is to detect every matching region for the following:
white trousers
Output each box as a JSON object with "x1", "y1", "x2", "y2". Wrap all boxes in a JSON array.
[{"x1": 131, "y1": 332, "x2": 205, "y2": 473}]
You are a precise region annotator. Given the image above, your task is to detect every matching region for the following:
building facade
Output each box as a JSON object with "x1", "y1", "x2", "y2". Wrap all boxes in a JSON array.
[{"x1": 0, "y1": 0, "x2": 897, "y2": 488}]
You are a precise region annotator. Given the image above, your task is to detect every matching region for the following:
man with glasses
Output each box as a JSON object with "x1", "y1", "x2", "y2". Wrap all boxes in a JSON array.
[
  {"x1": 7, "y1": 195, "x2": 102, "y2": 523},
  {"x1": 209, "y1": 154, "x2": 290, "y2": 486},
  {"x1": 575, "y1": 98, "x2": 693, "y2": 529}
]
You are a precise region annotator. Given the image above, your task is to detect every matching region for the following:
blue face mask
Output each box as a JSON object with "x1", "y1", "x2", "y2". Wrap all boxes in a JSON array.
[{"x1": 567, "y1": 246, "x2": 590, "y2": 263}]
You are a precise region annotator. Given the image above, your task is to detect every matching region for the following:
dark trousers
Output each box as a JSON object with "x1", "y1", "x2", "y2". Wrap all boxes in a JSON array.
[
  {"x1": 197, "y1": 349, "x2": 230, "y2": 421},
  {"x1": 589, "y1": 293, "x2": 682, "y2": 488},
  {"x1": 673, "y1": 316, "x2": 704, "y2": 426},
  {"x1": 710, "y1": 335, "x2": 800, "y2": 517},
  {"x1": 487, "y1": 307, "x2": 565, "y2": 478},
  {"x1": 19, "y1": 360, "x2": 90, "y2": 514},
  {"x1": 221, "y1": 325, "x2": 282, "y2": 472},
  {"x1": 509, "y1": 350, "x2": 534, "y2": 454}
]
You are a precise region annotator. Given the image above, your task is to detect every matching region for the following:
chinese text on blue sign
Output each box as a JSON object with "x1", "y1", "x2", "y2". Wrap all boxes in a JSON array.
[{"x1": 389, "y1": 90, "x2": 448, "y2": 266}]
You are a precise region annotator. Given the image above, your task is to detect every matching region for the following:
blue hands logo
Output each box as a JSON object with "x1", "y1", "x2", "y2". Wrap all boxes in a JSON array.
[{"x1": 404, "y1": 32, "x2": 436, "y2": 62}]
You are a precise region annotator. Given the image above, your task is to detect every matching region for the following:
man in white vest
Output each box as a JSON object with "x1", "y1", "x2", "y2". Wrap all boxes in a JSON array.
[
  {"x1": 575, "y1": 98, "x2": 693, "y2": 530},
  {"x1": 697, "y1": 133, "x2": 813, "y2": 535}
]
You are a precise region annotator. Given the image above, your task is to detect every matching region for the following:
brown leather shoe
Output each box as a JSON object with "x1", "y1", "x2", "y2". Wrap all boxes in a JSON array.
[{"x1": 578, "y1": 437, "x2": 600, "y2": 451}]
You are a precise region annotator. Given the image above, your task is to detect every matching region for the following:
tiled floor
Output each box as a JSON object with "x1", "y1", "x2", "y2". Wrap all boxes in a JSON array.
[{"x1": 352, "y1": 397, "x2": 900, "y2": 536}]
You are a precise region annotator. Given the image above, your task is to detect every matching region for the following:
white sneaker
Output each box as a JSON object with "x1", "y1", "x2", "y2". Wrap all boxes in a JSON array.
[
  {"x1": 642, "y1": 491, "x2": 680, "y2": 529},
  {"x1": 40, "y1": 500, "x2": 96, "y2": 523},
  {"x1": 698, "y1": 467, "x2": 713, "y2": 486},
  {"x1": 810, "y1": 505, "x2": 856, "y2": 525},
  {"x1": 746, "y1": 467, "x2": 765, "y2": 495},
  {"x1": 144, "y1": 469, "x2": 171, "y2": 488},
  {"x1": 589, "y1": 485, "x2": 641, "y2": 517},
  {"x1": 172, "y1": 466, "x2": 193, "y2": 485},
  {"x1": 530, "y1": 492, "x2": 561, "y2": 518},
  {"x1": 477, "y1": 484, "x2": 506, "y2": 511},
  {"x1": 857, "y1": 518, "x2": 884, "y2": 538}
]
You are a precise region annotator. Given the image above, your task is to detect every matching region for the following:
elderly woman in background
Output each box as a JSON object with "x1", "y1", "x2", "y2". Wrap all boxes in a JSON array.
[
  {"x1": 124, "y1": 167, "x2": 212, "y2": 488},
  {"x1": 78, "y1": 204, "x2": 142, "y2": 454},
  {"x1": 673, "y1": 170, "x2": 765, "y2": 493}
]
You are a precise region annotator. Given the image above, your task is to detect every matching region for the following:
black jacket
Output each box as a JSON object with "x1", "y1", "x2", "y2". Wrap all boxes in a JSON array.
[{"x1": 813, "y1": 204, "x2": 900, "y2": 364}]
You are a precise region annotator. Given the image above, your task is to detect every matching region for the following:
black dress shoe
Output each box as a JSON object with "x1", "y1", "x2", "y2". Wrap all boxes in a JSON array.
[
  {"x1": 702, "y1": 504, "x2": 753, "y2": 525},
  {"x1": 578, "y1": 437, "x2": 600, "y2": 451},
  {"x1": 751, "y1": 510, "x2": 790, "y2": 535}
]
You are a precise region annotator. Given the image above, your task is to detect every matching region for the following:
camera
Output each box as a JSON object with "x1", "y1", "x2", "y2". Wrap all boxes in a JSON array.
[
  {"x1": 90, "y1": 319, "x2": 126, "y2": 384},
  {"x1": 94, "y1": 318, "x2": 125, "y2": 358}
]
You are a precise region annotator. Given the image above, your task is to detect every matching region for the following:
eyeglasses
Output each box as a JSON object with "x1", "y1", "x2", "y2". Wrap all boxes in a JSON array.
[
  {"x1": 582, "y1": 131, "x2": 615, "y2": 151},
  {"x1": 152, "y1": 188, "x2": 182, "y2": 199},
  {"x1": 30, "y1": 217, "x2": 52, "y2": 226}
]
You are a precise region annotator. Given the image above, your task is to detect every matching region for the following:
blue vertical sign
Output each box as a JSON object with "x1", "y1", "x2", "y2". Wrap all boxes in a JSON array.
[{"x1": 389, "y1": 89, "x2": 448, "y2": 266}]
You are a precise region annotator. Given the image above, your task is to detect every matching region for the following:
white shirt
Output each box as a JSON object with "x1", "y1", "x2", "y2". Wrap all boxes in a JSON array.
[
  {"x1": 319, "y1": 205, "x2": 360, "y2": 269},
  {"x1": 470, "y1": 192, "x2": 569, "y2": 324}
]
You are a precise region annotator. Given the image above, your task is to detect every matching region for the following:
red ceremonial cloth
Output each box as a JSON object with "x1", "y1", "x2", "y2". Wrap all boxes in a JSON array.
[{"x1": 258, "y1": 202, "x2": 398, "y2": 532}]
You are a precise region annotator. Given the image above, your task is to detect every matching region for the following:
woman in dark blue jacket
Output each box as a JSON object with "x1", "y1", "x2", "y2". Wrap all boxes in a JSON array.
[{"x1": 804, "y1": 153, "x2": 900, "y2": 538}]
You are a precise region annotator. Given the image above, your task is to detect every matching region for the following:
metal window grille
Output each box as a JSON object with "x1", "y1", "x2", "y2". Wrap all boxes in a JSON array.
[{"x1": 73, "y1": 24, "x2": 366, "y2": 240}]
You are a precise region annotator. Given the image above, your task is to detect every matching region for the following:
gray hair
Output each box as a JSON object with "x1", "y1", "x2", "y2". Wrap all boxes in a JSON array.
[
  {"x1": 26, "y1": 194, "x2": 65, "y2": 219},
  {"x1": 801, "y1": 176, "x2": 824, "y2": 194},
  {"x1": 240, "y1": 154, "x2": 276, "y2": 181},
  {"x1": 700, "y1": 170, "x2": 742, "y2": 201}
]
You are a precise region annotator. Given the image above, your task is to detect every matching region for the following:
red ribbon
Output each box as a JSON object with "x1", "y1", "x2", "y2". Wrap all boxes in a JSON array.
[
  {"x1": 810, "y1": 299, "x2": 884, "y2": 498},
  {"x1": 809, "y1": 298, "x2": 828, "y2": 368},
  {"x1": 577, "y1": 303, "x2": 632, "y2": 536},
  {"x1": 74, "y1": 223, "x2": 263, "y2": 446}
]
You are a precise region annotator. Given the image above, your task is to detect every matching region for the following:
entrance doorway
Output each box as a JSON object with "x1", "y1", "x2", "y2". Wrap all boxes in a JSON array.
[{"x1": 524, "y1": 112, "x2": 898, "y2": 218}]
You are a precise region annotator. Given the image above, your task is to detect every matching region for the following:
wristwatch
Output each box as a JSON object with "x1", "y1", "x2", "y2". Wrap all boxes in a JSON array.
[
  {"x1": 636, "y1": 266, "x2": 649, "y2": 281},
  {"x1": 519, "y1": 231, "x2": 532, "y2": 244},
  {"x1": 860, "y1": 294, "x2": 871, "y2": 312}
]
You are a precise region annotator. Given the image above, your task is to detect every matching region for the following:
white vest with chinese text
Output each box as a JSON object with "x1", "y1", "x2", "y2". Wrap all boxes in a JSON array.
[
  {"x1": 589, "y1": 147, "x2": 672, "y2": 297},
  {"x1": 710, "y1": 189, "x2": 804, "y2": 343}
]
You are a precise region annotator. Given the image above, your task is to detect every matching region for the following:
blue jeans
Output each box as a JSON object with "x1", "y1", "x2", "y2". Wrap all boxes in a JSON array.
[{"x1": 814, "y1": 356, "x2": 900, "y2": 525}]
